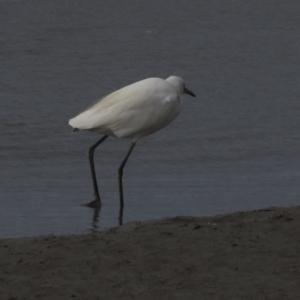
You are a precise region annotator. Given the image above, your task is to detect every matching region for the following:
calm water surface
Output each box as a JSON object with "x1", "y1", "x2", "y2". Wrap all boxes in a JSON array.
[{"x1": 1, "y1": 0, "x2": 300, "y2": 237}]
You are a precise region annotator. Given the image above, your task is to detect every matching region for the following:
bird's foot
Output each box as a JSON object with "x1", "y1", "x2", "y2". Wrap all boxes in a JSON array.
[{"x1": 83, "y1": 196, "x2": 101, "y2": 208}]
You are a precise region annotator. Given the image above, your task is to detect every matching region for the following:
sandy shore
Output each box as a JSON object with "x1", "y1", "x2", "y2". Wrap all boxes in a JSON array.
[{"x1": 1, "y1": 207, "x2": 300, "y2": 299}]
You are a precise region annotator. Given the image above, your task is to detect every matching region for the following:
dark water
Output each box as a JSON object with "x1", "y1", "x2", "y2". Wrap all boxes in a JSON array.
[{"x1": 1, "y1": 0, "x2": 300, "y2": 238}]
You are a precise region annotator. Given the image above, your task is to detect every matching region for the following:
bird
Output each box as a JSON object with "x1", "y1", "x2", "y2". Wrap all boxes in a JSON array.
[{"x1": 69, "y1": 75, "x2": 195, "y2": 208}]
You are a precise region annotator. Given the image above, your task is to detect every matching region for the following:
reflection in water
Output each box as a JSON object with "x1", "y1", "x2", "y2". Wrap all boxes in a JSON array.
[
  {"x1": 90, "y1": 204, "x2": 124, "y2": 232},
  {"x1": 90, "y1": 206, "x2": 100, "y2": 233},
  {"x1": 119, "y1": 205, "x2": 124, "y2": 226}
]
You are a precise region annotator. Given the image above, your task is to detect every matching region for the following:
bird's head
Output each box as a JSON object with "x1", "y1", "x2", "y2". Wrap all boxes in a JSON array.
[{"x1": 166, "y1": 76, "x2": 196, "y2": 97}]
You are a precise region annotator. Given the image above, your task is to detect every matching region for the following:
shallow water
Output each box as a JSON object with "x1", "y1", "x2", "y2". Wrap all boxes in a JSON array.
[{"x1": 1, "y1": 0, "x2": 300, "y2": 238}]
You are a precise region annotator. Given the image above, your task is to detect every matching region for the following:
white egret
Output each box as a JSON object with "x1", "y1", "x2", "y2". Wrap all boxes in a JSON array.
[{"x1": 69, "y1": 76, "x2": 195, "y2": 208}]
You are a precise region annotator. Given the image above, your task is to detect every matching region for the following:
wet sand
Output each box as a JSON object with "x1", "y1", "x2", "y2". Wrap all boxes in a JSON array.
[{"x1": 1, "y1": 206, "x2": 300, "y2": 299}]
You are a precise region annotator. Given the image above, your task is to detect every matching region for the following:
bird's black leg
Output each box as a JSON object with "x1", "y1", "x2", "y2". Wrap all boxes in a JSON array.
[
  {"x1": 86, "y1": 135, "x2": 108, "y2": 208},
  {"x1": 118, "y1": 142, "x2": 136, "y2": 209}
]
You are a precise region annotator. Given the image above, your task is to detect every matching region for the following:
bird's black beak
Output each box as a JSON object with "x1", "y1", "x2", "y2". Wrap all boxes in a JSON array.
[{"x1": 184, "y1": 86, "x2": 196, "y2": 97}]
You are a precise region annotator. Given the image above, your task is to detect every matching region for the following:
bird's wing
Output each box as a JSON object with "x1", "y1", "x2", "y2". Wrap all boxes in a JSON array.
[{"x1": 69, "y1": 82, "x2": 142, "y2": 130}]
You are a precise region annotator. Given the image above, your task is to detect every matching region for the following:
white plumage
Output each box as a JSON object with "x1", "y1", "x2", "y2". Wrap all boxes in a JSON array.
[{"x1": 69, "y1": 76, "x2": 193, "y2": 141}]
